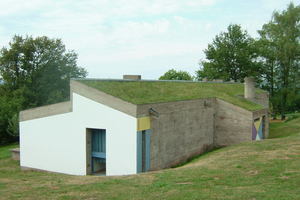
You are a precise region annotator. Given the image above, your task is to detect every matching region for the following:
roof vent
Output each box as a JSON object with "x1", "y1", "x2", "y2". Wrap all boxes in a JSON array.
[
  {"x1": 244, "y1": 77, "x2": 255, "y2": 99},
  {"x1": 123, "y1": 75, "x2": 141, "y2": 80}
]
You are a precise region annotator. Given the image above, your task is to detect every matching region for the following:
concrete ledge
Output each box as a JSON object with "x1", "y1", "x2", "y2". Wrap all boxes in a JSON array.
[
  {"x1": 137, "y1": 98, "x2": 215, "y2": 117},
  {"x1": 216, "y1": 98, "x2": 253, "y2": 118},
  {"x1": 19, "y1": 101, "x2": 72, "y2": 122},
  {"x1": 253, "y1": 108, "x2": 269, "y2": 119},
  {"x1": 71, "y1": 80, "x2": 137, "y2": 117},
  {"x1": 10, "y1": 148, "x2": 20, "y2": 160}
]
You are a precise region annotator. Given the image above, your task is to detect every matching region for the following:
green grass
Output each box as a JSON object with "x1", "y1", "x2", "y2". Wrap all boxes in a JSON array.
[
  {"x1": 79, "y1": 80, "x2": 264, "y2": 111},
  {"x1": 269, "y1": 113, "x2": 300, "y2": 139},
  {"x1": 1, "y1": 117, "x2": 300, "y2": 199}
]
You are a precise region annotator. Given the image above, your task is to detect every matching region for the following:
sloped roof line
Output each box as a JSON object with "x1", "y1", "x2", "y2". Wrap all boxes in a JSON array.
[{"x1": 71, "y1": 78, "x2": 241, "y2": 84}]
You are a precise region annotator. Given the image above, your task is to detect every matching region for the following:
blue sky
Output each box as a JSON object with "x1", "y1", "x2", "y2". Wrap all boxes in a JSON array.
[{"x1": 0, "y1": 0, "x2": 299, "y2": 79}]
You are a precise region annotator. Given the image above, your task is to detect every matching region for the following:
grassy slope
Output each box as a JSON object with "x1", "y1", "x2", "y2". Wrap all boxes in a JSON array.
[
  {"x1": 79, "y1": 80, "x2": 263, "y2": 111},
  {"x1": 1, "y1": 117, "x2": 300, "y2": 200}
]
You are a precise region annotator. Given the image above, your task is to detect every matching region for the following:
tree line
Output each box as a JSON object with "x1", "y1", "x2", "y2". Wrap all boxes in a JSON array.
[
  {"x1": 0, "y1": 36, "x2": 87, "y2": 144},
  {"x1": 160, "y1": 3, "x2": 300, "y2": 120}
]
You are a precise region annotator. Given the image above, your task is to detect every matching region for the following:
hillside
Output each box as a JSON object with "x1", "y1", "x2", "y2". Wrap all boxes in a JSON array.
[{"x1": 0, "y1": 116, "x2": 299, "y2": 199}]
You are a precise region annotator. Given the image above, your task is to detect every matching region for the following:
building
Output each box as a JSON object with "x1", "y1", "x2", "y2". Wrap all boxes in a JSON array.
[{"x1": 19, "y1": 76, "x2": 269, "y2": 176}]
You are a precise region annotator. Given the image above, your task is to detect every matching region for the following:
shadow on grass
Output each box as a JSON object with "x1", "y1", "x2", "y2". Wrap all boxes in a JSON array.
[{"x1": 171, "y1": 147, "x2": 223, "y2": 168}]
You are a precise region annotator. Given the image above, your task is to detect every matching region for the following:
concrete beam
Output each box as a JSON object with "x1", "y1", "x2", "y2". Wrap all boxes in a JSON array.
[
  {"x1": 19, "y1": 101, "x2": 72, "y2": 122},
  {"x1": 71, "y1": 80, "x2": 137, "y2": 117}
]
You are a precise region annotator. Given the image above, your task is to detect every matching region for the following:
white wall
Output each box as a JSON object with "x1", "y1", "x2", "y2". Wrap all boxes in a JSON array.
[
  {"x1": 20, "y1": 112, "x2": 85, "y2": 175},
  {"x1": 72, "y1": 93, "x2": 137, "y2": 176},
  {"x1": 20, "y1": 93, "x2": 137, "y2": 176}
]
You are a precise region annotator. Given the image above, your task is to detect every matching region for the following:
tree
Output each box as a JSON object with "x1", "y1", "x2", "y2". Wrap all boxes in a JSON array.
[
  {"x1": 258, "y1": 3, "x2": 300, "y2": 119},
  {"x1": 0, "y1": 86, "x2": 24, "y2": 144},
  {"x1": 196, "y1": 24, "x2": 260, "y2": 82},
  {"x1": 159, "y1": 69, "x2": 193, "y2": 80},
  {"x1": 0, "y1": 35, "x2": 87, "y2": 143},
  {"x1": 0, "y1": 35, "x2": 87, "y2": 108}
]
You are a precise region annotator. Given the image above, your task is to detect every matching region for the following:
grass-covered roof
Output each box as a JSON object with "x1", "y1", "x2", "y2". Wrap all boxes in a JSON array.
[{"x1": 78, "y1": 79, "x2": 265, "y2": 111}]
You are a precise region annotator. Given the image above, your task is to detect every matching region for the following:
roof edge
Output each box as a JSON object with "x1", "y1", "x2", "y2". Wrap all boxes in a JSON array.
[
  {"x1": 20, "y1": 101, "x2": 72, "y2": 122},
  {"x1": 72, "y1": 78, "x2": 242, "y2": 84},
  {"x1": 71, "y1": 80, "x2": 138, "y2": 117}
]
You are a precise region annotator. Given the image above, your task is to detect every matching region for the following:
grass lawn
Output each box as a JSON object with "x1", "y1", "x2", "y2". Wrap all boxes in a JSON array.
[
  {"x1": 78, "y1": 80, "x2": 264, "y2": 111},
  {"x1": 0, "y1": 116, "x2": 300, "y2": 199}
]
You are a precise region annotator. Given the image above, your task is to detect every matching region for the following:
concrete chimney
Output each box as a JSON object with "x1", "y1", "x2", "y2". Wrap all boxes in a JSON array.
[
  {"x1": 244, "y1": 77, "x2": 255, "y2": 99},
  {"x1": 123, "y1": 75, "x2": 141, "y2": 80}
]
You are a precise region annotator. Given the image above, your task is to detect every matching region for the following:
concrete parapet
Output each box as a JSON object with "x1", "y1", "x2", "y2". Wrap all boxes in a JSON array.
[
  {"x1": 71, "y1": 80, "x2": 137, "y2": 117},
  {"x1": 19, "y1": 101, "x2": 72, "y2": 122}
]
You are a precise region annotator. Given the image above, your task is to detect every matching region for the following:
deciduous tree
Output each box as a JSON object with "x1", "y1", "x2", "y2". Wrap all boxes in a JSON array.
[
  {"x1": 258, "y1": 3, "x2": 300, "y2": 119},
  {"x1": 0, "y1": 35, "x2": 87, "y2": 142},
  {"x1": 159, "y1": 69, "x2": 193, "y2": 81},
  {"x1": 196, "y1": 24, "x2": 260, "y2": 82}
]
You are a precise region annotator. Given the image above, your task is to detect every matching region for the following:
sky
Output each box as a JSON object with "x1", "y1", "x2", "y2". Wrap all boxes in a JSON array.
[{"x1": 0, "y1": 0, "x2": 299, "y2": 79}]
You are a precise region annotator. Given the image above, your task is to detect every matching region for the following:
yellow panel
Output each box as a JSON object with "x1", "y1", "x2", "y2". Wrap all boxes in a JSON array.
[
  {"x1": 137, "y1": 117, "x2": 151, "y2": 131},
  {"x1": 254, "y1": 117, "x2": 262, "y2": 131}
]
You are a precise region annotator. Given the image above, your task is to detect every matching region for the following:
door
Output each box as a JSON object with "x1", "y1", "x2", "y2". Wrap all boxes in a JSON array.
[
  {"x1": 137, "y1": 130, "x2": 151, "y2": 173},
  {"x1": 91, "y1": 129, "x2": 106, "y2": 174}
]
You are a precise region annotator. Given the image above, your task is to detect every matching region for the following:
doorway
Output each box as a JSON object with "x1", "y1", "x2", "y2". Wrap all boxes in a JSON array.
[
  {"x1": 137, "y1": 130, "x2": 151, "y2": 173},
  {"x1": 86, "y1": 128, "x2": 106, "y2": 175},
  {"x1": 253, "y1": 116, "x2": 265, "y2": 140}
]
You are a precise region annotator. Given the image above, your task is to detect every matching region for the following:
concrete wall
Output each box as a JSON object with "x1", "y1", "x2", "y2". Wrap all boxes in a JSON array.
[
  {"x1": 138, "y1": 99, "x2": 215, "y2": 170},
  {"x1": 137, "y1": 96, "x2": 269, "y2": 171},
  {"x1": 253, "y1": 92, "x2": 269, "y2": 108},
  {"x1": 20, "y1": 92, "x2": 137, "y2": 176},
  {"x1": 214, "y1": 99, "x2": 253, "y2": 147}
]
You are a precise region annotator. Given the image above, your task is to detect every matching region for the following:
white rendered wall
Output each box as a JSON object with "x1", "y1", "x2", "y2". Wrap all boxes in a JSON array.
[
  {"x1": 20, "y1": 112, "x2": 85, "y2": 175},
  {"x1": 20, "y1": 93, "x2": 137, "y2": 176},
  {"x1": 72, "y1": 93, "x2": 137, "y2": 176}
]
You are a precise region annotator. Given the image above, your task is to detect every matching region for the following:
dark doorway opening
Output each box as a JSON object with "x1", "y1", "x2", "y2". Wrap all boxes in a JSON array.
[{"x1": 86, "y1": 128, "x2": 106, "y2": 175}]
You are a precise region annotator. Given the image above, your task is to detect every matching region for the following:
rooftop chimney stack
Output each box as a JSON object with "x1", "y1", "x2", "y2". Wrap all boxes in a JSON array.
[
  {"x1": 123, "y1": 75, "x2": 141, "y2": 80},
  {"x1": 244, "y1": 77, "x2": 255, "y2": 99}
]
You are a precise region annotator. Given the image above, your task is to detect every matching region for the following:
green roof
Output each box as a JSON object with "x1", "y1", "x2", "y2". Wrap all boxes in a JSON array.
[{"x1": 78, "y1": 80, "x2": 265, "y2": 111}]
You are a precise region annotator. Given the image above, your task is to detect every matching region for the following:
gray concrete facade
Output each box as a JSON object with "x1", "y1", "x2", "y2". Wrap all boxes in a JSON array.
[
  {"x1": 138, "y1": 99, "x2": 215, "y2": 170},
  {"x1": 214, "y1": 99, "x2": 253, "y2": 147},
  {"x1": 137, "y1": 95, "x2": 269, "y2": 170}
]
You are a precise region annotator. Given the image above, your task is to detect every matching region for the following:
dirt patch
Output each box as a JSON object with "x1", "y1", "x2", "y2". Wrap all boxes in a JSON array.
[
  {"x1": 270, "y1": 119, "x2": 285, "y2": 123},
  {"x1": 247, "y1": 170, "x2": 259, "y2": 176},
  {"x1": 176, "y1": 182, "x2": 193, "y2": 185}
]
